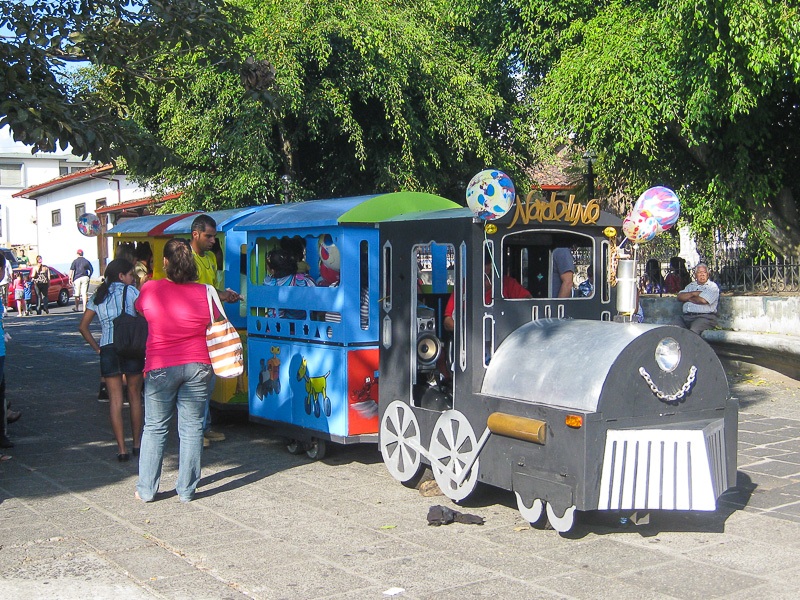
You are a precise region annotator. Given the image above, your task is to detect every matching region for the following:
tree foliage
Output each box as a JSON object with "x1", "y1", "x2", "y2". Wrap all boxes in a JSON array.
[
  {"x1": 0, "y1": 0, "x2": 244, "y2": 165},
  {"x1": 120, "y1": 0, "x2": 533, "y2": 208},
  {"x1": 515, "y1": 0, "x2": 800, "y2": 256}
]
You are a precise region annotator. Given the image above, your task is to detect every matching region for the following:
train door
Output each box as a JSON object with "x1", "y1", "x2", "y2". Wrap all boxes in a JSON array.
[{"x1": 410, "y1": 241, "x2": 456, "y2": 412}]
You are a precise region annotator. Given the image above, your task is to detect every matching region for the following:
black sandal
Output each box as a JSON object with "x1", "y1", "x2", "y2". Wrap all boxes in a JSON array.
[{"x1": 117, "y1": 453, "x2": 130, "y2": 462}]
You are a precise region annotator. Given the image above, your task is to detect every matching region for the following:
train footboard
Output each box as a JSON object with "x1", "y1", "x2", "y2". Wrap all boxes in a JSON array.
[{"x1": 598, "y1": 419, "x2": 728, "y2": 512}]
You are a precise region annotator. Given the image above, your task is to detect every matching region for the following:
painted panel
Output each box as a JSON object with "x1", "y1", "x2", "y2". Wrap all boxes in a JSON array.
[{"x1": 347, "y1": 348, "x2": 379, "y2": 435}]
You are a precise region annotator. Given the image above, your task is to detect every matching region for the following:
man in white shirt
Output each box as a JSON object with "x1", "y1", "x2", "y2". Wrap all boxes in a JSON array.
[{"x1": 677, "y1": 263, "x2": 719, "y2": 334}]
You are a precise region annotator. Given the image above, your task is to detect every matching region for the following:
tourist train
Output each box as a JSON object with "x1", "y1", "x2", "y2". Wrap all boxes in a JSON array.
[{"x1": 110, "y1": 190, "x2": 737, "y2": 533}]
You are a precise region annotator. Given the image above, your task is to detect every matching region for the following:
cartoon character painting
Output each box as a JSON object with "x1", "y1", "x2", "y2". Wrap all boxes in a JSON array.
[
  {"x1": 256, "y1": 347, "x2": 282, "y2": 399},
  {"x1": 317, "y1": 234, "x2": 340, "y2": 287},
  {"x1": 297, "y1": 357, "x2": 331, "y2": 418}
]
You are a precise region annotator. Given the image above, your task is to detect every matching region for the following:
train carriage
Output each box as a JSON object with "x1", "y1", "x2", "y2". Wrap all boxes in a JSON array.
[{"x1": 235, "y1": 192, "x2": 460, "y2": 458}]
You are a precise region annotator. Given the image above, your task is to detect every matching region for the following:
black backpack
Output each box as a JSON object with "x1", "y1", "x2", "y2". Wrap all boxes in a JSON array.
[{"x1": 113, "y1": 285, "x2": 148, "y2": 359}]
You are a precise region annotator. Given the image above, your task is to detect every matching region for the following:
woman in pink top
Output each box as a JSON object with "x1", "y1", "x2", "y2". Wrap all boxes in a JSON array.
[{"x1": 134, "y1": 239, "x2": 214, "y2": 503}]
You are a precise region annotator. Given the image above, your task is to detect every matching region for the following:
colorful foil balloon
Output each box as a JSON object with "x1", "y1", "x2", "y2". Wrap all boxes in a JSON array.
[
  {"x1": 465, "y1": 169, "x2": 515, "y2": 220},
  {"x1": 633, "y1": 186, "x2": 680, "y2": 233},
  {"x1": 622, "y1": 212, "x2": 659, "y2": 244}
]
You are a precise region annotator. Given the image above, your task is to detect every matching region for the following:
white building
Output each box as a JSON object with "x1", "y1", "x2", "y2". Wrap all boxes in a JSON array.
[
  {"x1": 12, "y1": 164, "x2": 156, "y2": 274},
  {"x1": 0, "y1": 125, "x2": 93, "y2": 258}
]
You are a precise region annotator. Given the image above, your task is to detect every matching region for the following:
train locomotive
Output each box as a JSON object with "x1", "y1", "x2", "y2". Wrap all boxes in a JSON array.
[{"x1": 230, "y1": 190, "x2": 737, "y2": 533}]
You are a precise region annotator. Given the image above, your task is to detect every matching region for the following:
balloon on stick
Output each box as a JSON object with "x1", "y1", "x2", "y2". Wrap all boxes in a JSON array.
[
  {"x1": 466, "y1": 169, "x2": 515, "y2": 220},
  {"x1": 634, "y1": 186, "x2": 680, "y2": 233}
]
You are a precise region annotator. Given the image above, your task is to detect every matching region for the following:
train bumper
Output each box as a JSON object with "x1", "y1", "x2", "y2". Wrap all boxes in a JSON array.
[{"x1": 598, "y1": 418, "x2": 728, "y2": 511}]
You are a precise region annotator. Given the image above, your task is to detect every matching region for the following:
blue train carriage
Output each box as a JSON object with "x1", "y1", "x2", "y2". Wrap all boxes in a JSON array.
[
  {"x1": 235, "y1": 192, "x2": 462, "y2": 459},
  {"x1": 377, "y1": 191, "x2": 738, "y2": 533},
  {"x1": 163, "y1": 206, "x2": 273, "y2": 412}
]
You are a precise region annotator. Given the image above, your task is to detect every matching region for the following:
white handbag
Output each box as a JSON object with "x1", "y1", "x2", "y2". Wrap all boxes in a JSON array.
[{"x1": 205, "y1": 285, "x2": 244, "y2": 378}]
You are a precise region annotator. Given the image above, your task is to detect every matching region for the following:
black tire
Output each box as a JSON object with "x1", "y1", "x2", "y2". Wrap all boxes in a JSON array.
[
  {"x1": 305, "y1": 438, "x2": 327, "y2": 460},
  {"x1": 286, "y1": 439, "x2": 305, "y2": 455},
  {"x1": 57, "y1": 288, "x2": 70, "y2": 306}
]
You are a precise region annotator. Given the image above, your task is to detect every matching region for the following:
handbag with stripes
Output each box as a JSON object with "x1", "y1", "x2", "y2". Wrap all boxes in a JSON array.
[{"x1": 205, "y1": 285, "x2": 244, "y2": 378}]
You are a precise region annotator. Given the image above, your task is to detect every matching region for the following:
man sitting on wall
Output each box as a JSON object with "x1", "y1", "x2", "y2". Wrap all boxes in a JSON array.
[{"x1": 677, "y1": 263, "x2": 719, "y2": 335}]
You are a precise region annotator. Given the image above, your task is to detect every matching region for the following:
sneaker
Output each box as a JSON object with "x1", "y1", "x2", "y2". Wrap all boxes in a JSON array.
[
  {"x1": 203, "y1": 436, "x2": 211, "y2": 448},
  {"x1": 98, "y1": 383, "x2": 109, "y2": 401},
  {"x1": 6, "y1": 410, "x2": 21, "y2": 424},
  {"x1": 204, "y1": 429, "x2": 226, "y2": 442}
]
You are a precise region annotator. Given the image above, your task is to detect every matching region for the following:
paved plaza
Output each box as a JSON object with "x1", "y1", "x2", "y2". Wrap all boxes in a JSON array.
[{"x1": 2, "y1": 307, "x2": 800, "y2": 599}]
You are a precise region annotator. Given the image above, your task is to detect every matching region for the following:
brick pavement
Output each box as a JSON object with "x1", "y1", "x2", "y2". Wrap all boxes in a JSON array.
[{"x1": 2, "y1": 308, "x2": 800, "y2": 599}]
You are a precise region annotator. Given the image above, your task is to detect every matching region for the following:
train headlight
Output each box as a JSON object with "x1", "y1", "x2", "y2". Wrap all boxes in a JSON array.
[{"x1": 655, "y1": 337, "x2": 681, "y2": 372}]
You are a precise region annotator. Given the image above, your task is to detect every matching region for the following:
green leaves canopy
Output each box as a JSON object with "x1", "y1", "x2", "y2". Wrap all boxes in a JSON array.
[
  {"x1": 124, "y1": 0, "x2": 531, "y2": 208},
  {"x1": 0, "y1": 0, "x2": 243, "y2": 163},
  {"x1": 519, "y1": 0, "x2": 800, "y2": 255}
]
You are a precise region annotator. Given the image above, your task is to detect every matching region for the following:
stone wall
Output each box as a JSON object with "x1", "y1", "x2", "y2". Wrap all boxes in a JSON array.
[{"x1": 641, "y1": 295, "x2": 800, "y2": 336}]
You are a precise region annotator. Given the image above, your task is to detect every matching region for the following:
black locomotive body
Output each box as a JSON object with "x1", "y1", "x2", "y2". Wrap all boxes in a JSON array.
[{"x1": 377, "y1": 196, "x2": 737, "y2": 532}]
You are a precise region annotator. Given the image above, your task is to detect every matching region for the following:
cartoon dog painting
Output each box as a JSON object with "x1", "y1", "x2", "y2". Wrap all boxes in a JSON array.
[{"x1": 297, "y1": 357, "x2": 331, "y2": 418}]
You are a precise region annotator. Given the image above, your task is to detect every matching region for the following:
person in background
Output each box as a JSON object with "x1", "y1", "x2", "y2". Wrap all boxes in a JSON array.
[
  {"x1": 78, "y1": 259, "x2": 144, "y2": 461},
  {"x1": 677, "y1": 263, "x2": 719, "y2": 334},
  {"x1": 552, "y1": 247, "x2": 575, "y2": 298},
  {"x1": 134, "y1": 238, "x2": 215, "y2": 503},
  {"x1": 578, "y1": 265, "x2": 594, "y2": 297},
  {"x1": 0, "y1": 253, "x2": 14, "y2": 454},
  {"x1": 264, "y1": 247, "x2": 316, "y2": 319},
  {"x1": 640, "y1": 258, "x2": 665, "y2": 295},
  {"x1": 134, "y1": 243, "x2": 153, "y2": 289},
  {"x1": 189, "y1": 214, "x2": 241, "y2": 448},
  {"x1": 0, "y1": 254, "x2": 10, "y2": 309},
  {"x1": 29, "y1": 255, "x2": 51, "y2": 315},
  {"x1": 665, "y1": 256, "x2": 691, "y2": 294},
  {"x1": 13, "y1": 271, "x2": 28, "y2": 316},
  {"x1": 69, "y1": 249, "x2": 94, "y2": 312}
]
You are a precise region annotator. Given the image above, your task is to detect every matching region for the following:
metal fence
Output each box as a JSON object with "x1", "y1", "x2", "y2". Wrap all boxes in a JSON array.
[{"x1": 632, "y1": 231, "x2": 800, "y2": 294}]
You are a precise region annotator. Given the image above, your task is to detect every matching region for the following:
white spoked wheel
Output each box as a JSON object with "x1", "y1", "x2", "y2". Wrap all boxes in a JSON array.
[
  {"x1": 546, "y1": 502, "x2": 576, "y2": 533},
  {"x1": 429, "y1": 410, "x2": 479, "y2": 502},
  {"x1": 514, "y1": 492, "x2": 544, "y2": 526},
  {"x1": 380, "y1": 401, "x2": 423, "y2": 483}
]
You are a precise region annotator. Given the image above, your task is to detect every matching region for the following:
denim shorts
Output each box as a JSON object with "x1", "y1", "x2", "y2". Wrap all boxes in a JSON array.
[{"x1": 99, "y1": 344, "x2": 145, "y2": 377}]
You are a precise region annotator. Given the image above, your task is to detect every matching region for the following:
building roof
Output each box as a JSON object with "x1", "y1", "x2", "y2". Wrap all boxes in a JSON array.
[{"x1": 12, "y1": 164, "x2": 115, "y2": 198}]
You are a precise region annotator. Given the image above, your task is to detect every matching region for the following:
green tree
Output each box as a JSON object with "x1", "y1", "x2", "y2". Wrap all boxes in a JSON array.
[
  {"x1": 0, "y1": 0, "x2": 243, "y2": 165},
  {"x1": 120, "y1": 0, "x2": 533, "y2": 208},
  {"x1": 515, "y1": 0, "x2": 800, "y2": 256}
]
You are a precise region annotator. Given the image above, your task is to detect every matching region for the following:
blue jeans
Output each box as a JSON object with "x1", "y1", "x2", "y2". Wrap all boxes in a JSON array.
[{"x1": 137, "y1": 363, "x2": 213, "y2": 502}]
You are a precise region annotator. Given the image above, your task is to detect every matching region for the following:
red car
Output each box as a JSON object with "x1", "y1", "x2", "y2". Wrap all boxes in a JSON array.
[{"x1": 5, "y1": 266, "x2": 74, "y2": 310}]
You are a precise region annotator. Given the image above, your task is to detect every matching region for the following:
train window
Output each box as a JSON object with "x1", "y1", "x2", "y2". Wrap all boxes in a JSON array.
[
  {"x1": 458, "y1": 242, "x2": 467, "y2": 372},
  {"x1": 483, "y1": 315, "x2": 494, "y2": 367},
  {"x1": 601, "y1": 239, "x2": 611, "y2": 303},
  {"x1": 382, "y1": 242, "x2": 392, "y2": 312},
  {"x1": 359, "y1": 241, "x2": 369, "y2": 330},
  {"x1": 502, "y1": 231, "x2": 594, "y2": 299},
  {"x1": 239, "y1": 244, "x2": 247, "y2": 318},
  {"x1": 483, "y1": 240, "x2": 495, "y2": 307}
]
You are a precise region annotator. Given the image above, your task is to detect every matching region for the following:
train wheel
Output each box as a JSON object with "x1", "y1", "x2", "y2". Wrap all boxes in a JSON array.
[
  {"x1": 514, "y1": 492, "x2": 545, "y2": 527},
  {"x1": 380, "y1": 400, "x2": 423, "y2": 484},
  {"x1": 305, "y1": 438, "x2": 327, "y2": 460},
  {"x1": 429, "y1": 410, "x2": 479, "y2": 502},
  {"x1": 286, "y1": 439, "x2": 305, "y2": 455},
  {"x1": 545, "y1": 503, "x2": 576, "y2": 533}
]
